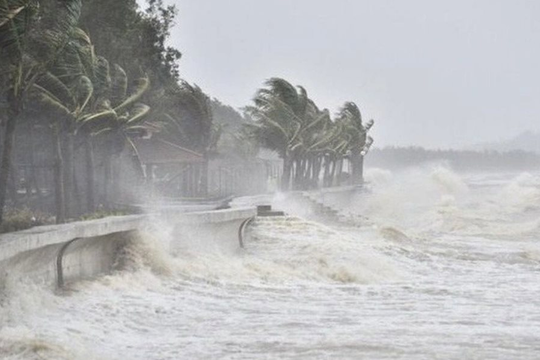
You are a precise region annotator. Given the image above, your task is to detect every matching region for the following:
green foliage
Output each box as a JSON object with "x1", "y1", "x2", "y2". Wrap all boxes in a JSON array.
[
  {"x1": 211, "y1": 98, "x2": 248, "y2": 130},
  {"x1": 0, "y1": 0, "x2": 84, "y2": 225},
  {"x1": 337, "y1": 102, "x2": 374, "y2": 156},
  {"x1": 0, "y1": 0, "x2": 83, "y2": 107},
  {"x1": 246, "y1": 78, "x2": 375, "y2": 160},
  {"x1": 78, "y1": 209, "x2": 132, "y2": 221},
  {"x1": 157, "y1": 80, "x2": 220, "y2": 156},
  {"x1": 244, "y1": 77, "x2": 375, "y2": 189},
  {"x1": 0, "y1": 207, "x2": 49, "y2": 233},
  {"x1": 79, "y1": 0, "x2": 181, "y2": 83},
  {"x1": 245, "y1": 78, "x2": 337, "y2": 159}
]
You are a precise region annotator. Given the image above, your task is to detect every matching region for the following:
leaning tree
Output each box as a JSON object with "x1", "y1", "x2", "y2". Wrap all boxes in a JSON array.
[
  {"x1": 244, "y1": 78, "x2": 316, "y2": 191},
  {"x1": 158, "y1": 80, "x2": 222, "y2": 197},
  {"x1": 337, "y1": 102, "x2": 374, "y2": 185},
  {"x1": 0, "y1": 0, "x2": 83, "y2": 224},
  {"x1": 79, "y1": 64, "x2": 154, "y2": 209}
]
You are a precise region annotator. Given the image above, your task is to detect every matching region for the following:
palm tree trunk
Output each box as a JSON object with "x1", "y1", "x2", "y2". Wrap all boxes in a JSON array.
[
  {"x1": 336, "y1": 158, "x2": 344, "y2": 186},
  {"x1": 194, "y1": 165, "x2": 201, "y2": 197},
  {"x1": 8, "y1": 168, "x2": 19, "y2": 208},
  {"x1": 102, "y1": 136, "x2": 116, "y2": 210},
  {"x1": 302, "y1": 158, "x2": 311, "y2": 190},
  {"x1": 313, "y1": 156, "x2": 322, "y2": 189},
  {"x1": 201, "y1": 157, "x2": 209, "y2": 197},
  {"x1": 323, "y1": 157, "x2": 331, "y2": 188},
  {"x1": 72, "y1": 167, "x2": 82, "y2": 216},
  {"x1": 28, "y1": 124, "x2": 43, "y2": 211},
  {"x1": 111, "y1": 156, "x2": 119, "y2": 205},
  {"x1": 281, "y1": 156, "x2": 292, "y2": 191},
  {"x1": 63, "y1": 133, "x2": 74, "y2": 214},
  {"x1": 329, "y1": 159, "x2": 337, "y2": 187},
  {"x1": 0, "y1": 112, "x2": 19, "y2": 225},
  {"x1": 84, "y1": 135, "x2": 95, "y2": 213},
  {"x1": 300, "y1": 158, "x2": 308, "y2": 189},
  {"x1": 54, "y1": 125, "x2": 66, "y2": 224},
  {"x1": 24, "y1": 165, "x2": 32, "y2": 203},
  {"x1": 103, "y1": 156, "x2": 111, "y2": 209},
  {"x1": 351, "y1": 154, "x2": 364, "y2": 185}
]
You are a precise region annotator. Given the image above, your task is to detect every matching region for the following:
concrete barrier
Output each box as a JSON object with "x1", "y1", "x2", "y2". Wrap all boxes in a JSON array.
[{"x1": 0, "y1": 207, "x2": 256, "y2": 289}]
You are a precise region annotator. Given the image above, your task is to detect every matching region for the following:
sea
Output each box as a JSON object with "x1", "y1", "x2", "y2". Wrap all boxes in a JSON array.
[{"x1": 1, "y1": 167, "x2": 539, "y2": 359}]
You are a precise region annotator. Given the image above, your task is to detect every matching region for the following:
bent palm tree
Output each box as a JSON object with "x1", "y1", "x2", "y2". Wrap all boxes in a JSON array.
[
  {"x1": 0, "y1": 0, "x2": 82, "y2": 224},
  {"x1": 337, "y1": 102, "x2": 374, "y2": 185},
  {"x1": 244, "y1": 78, "x2": 313, "y2": 190},
  {"x1": 80, "y1": 65, "x2": 153, "y2": 207},
  {"x1": 29, "y1": 70, "x2": 93, "y2": 222},
  {"x1": 32, "y1": 28, "x2": 153, "y2": 214},
  {"x1": 29, "y1": 28, "x2": 105, "y2": 221},
  {"x1": 159, "y1": 81, "x2": 221, "y2": 197}
]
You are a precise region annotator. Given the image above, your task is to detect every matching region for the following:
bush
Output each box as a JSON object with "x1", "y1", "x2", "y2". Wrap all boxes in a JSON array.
[
  {"x1": 79, "y1": 209, "x2": 132, "y2": 221},
  {"x1": 0, "y1": 208, "x2": 49, "y2": 234}
]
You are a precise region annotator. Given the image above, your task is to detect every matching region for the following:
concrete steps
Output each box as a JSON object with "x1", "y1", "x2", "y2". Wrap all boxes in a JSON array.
[
  {"x1": 256, "y1": 205, "x2": 285, "y2": 217},
  {"x1": 295, "y1": 192, "x2": 366, "y2": 227}
]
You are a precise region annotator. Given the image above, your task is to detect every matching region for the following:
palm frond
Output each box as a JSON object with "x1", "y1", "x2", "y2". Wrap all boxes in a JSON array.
[
  {"x1": 110, "y1": 64, "x2": 127, "y2": 106},
  {"x1": 113, "y1": 74, "x2": 149, "y2": 113},
  {"x1": 125, "y1": 103, "x2": 150, "y2": 125}
]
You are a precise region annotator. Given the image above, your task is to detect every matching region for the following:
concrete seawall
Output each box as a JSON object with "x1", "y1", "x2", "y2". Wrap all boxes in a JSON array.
[
  {"x1": 0, "y1": 207, "x2": 256, "y2": 289},
  {"x1": 232, "y1": 187, "x2": 365, "y2": 223}
]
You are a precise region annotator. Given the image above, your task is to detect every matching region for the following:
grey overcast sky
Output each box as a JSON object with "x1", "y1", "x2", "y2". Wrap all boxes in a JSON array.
[{"x1": 162, "y1": 0, "x2": 540, "y2": 148}]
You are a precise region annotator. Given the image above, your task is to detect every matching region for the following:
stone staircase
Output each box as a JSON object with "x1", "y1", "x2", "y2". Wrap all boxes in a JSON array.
[{"x1": 289, "y1": 191, "x2": 367, "y2": 227}]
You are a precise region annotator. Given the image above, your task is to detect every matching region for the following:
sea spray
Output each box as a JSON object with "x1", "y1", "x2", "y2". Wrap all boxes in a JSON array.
[
  {"x1": 0, "y1": 279, "x2": 100, "y2": 360},
  {"x1": 1, "y1": 170, "x2": 539, "y2": 359},
  {"x1": 245, "y1": 216, "x2": 401, "y2": 284}
]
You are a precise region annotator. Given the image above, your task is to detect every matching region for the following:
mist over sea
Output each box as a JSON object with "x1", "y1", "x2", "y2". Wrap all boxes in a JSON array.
[{"x1": 1, "y1": 167, "x2": 540, "y2": 359}]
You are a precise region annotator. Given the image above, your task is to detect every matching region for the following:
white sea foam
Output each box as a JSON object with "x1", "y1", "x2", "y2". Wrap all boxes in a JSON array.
[{"x1": 1, "y1": 169, "x2": 540, "y2": 359}]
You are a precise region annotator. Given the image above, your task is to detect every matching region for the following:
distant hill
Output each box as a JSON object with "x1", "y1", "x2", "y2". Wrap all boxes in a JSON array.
[{"x1": 474, "y1": 131, "x2": 540, "y2": 154}]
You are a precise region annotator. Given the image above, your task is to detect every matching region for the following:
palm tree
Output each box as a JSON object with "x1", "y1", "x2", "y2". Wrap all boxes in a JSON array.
[
  {"x1": 29, "y1": 28, "x2": 106, "y2": 221},
  {"x1": 319, "y1": 118, "x2": 350, "y2": 187},
  {"x1": 244, "y1": 78, "x2": 314, "y2": 191},
  {"x1": 337, "y1": 102, "x2": 374, "y2": 185},
  {"x1": 246, "y1": 79, "x2": 377, "y2": 191},
  {"x1": 0, "y1": 0, "x2": 82, "y2": 224},
  {"x1": 290, "y1": 104, "x2": 333, "y2": 189},
  {"x1": 159, "y1": 81, "x2": 221, "y2": 197},
  {"x1": 29, "y1": 71, "x2": 90, "y2": 223},
  {"x1": 32, "y1": 26, "x2": 153, "y2": 215},
  {"x1": 297, "y1": 108, "x2": 334, "y2": 188},
  {"x1": 79, "y1": 64, "x2": 153, "y2": 208}
]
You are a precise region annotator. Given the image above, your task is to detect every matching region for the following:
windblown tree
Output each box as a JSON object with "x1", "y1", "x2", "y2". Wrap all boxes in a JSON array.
[
  {"x1": 27, "y1": 27, "x2": 102, "y2": 222},
  {"x1": 290, "y1": 103, "x2": 332, "y2": 189},
  {"x1": 337, "y1": 102, "x2": 374, "y2": 185},
  {"x1": 79, "y1": 65, "x2": 154, "y2": 209},
  {"x1": 158, "y1": 80, "x2": 221, "y2": 196},
  {"x1": 30, "y1": 25, "x2": 155, "y2": 217},
  {"x1": 79, "y1": 0, "x2": 182, "y2": 108},
  {"x1": 0, "y1": 0, "x2": 83, "y2": 225},
  {"x1": 244, "y1": 78, "x2": 314, "y2": 190},
  {"x1": 245, "y1": 78, "x2": 376, "y2": 190},
  {"x1": 320, "y1": 118, "x2": 349, "y2": 187}
]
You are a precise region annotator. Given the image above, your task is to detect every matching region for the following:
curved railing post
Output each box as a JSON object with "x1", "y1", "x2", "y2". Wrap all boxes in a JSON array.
[
  {"x1": 238, "y1": 217, "x2": 255, "y2": 249},
  {"x1": 56, "y1": 238, "x2": 81, "y2": 289}
]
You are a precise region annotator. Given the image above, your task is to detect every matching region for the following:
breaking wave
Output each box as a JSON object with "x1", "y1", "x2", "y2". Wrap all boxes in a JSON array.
[{"x1": 2, "y1": 167, "x2": 540, "y2": 359}]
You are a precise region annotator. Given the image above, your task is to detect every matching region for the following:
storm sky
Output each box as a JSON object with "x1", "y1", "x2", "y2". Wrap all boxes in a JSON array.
[{"x1": 164, "y1": 0, "x2": 540, "y2": 148}]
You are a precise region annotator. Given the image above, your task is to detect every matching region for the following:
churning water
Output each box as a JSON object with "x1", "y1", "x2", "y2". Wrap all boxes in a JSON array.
[{"x1": 1, "y1": 168, "x2": 540, "y2": 359}]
